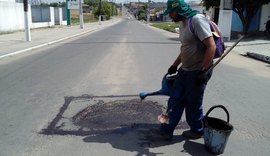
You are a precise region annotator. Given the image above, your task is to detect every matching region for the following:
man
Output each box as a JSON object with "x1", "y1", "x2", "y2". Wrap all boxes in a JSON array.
[{"x1": 150, "y1": 0, "x2": 216, "y2": 140}]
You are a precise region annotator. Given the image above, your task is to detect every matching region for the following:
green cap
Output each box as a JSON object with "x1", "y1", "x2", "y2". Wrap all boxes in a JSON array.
[{"x1": 164, "y1": 0, "x2": 197, "y2": 18}]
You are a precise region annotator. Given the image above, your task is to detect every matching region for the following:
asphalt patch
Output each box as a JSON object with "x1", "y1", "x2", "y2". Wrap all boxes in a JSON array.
[
  {"x1": 72, "y1": 99, "x2": 162, "y2": 130},
  {"x1": 41, "y1": 95, "x2": 189, "y2": 136}
]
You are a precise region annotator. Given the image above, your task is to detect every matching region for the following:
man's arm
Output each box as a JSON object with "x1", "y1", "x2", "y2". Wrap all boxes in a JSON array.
[
  {"x1": 201, "y1": 36, "x2": 216, "y2": 70},
  {"x1": 172, "y1": 52, "x2": 182, "y2": 67},
  {"x1": 168, "y1": 52, "x2": 182, "y2": 74}
]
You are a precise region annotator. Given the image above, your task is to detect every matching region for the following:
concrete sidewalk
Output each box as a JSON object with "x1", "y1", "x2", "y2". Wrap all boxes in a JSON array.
[
  {"x1": 226, "y1": 36, "x2": 270, "y2": 56},
  {"x1": 226, "y1": 36, "x2": 270, "y2": 63},
  {"x1": 0, "y1": 18, "x2": 123, "y2": 59}
]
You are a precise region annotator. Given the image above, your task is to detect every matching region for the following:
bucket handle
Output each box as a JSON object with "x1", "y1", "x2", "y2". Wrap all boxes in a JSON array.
[{"x1": 204, "y1": 105, "x2": 230, "y2": 123}]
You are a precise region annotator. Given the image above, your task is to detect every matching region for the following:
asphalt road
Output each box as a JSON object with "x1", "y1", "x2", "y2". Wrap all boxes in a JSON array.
[{"x1": 0, "y1": 18, "x2": 269, "y2": 156}]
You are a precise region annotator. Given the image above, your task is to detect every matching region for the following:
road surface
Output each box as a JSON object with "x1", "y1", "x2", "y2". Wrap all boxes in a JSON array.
[{"x1": 0, "y1": 18, "x2": 269, "y2": 156}]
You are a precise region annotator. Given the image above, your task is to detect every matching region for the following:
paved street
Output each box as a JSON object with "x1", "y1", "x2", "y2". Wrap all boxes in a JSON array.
[
  {"x1": 1, "y1": 17, "x2": 269, "y2": 60},
  {"x1": 0, "y1": 16, "x2": 270, "y2": 156}
]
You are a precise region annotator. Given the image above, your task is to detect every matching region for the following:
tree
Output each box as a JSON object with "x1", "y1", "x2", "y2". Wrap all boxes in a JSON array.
[
  {"x1": 84, "y1": 0, "x2": 100, "y2": 8},
  {"x1": 92, "y1": 1, "x2": 113, "y2": 20},
  {"x1": 202, "y1": 0, "x2": 270, "y2": 34},
  {"x1": 137, "y1": 9, "x2": 146, "y2": 20},
  {"x1": 49, "y1": 2, "x2": 60, "y2": 7},
  {"x1": 30, "y1": 0, "x2": 42, "y2": 6}
]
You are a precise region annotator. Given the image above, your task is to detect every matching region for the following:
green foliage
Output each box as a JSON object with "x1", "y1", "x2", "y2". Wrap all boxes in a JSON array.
[
  {"x1": 31, "y1": 1, "x2": 65, "y2": 7},
  {"x1": 84, "y1": 0, "x2": 100, "y2": 8},
  {"x1": 151, "y1": 23, "x2": 179, "y2": 32},
  {"x1": 91, "y1": 1, "x2": 116, "y2": 20},
  {"x1": 102, "y1": 1, "x2": 112, "y2": 20},
  {"x1": 49, "y1": 2, "x2": 60, "y2": 7},
  {"x1": 137, "y1": 9, "x2": 146, "y2": 20},
  {"x1": 71, "y1": 14, "x2": 97, "y2": 25},
  {"x1": 39, "y1": 3, "x2": 49, "y2": 7}
]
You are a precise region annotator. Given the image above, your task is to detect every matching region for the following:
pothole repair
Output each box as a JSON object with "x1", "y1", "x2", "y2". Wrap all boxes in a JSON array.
[
  {"x1": 42, "y1": 95, "x2": 189, "y2": 136},
  {"x1": 72, "y1": 99, "x2": 164, "y2": 130}
]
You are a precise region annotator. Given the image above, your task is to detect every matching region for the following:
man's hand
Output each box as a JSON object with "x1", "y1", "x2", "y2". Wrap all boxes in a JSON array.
[
  {"x1": 196, "y1": 70, "x2": 212, "y2": 85},
  {"x1": 168, "y1": 65, "x2": 177, "y2": 75}
]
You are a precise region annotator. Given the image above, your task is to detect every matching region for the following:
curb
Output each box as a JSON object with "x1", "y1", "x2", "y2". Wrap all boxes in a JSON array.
[{"x1": 0, "y1": 28, "x2": 98, "y2": 59}]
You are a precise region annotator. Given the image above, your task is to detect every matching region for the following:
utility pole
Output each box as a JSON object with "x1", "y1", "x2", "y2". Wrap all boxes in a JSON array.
[
  {"x1": 79, "y1": 0, "x2": 84, "y2": 29},
  {"x1": 111, "y1": 0, "x2": 114, "y2": 22},
  {"x1": 147, "y1": 0, "x2": 150, "y2": 23},
  {"x1": 23, "y1": 0, "x2": 31, "y2": 41},
  {"x1": 98, "y1": 0, "x2": 102, "y2": 25}
]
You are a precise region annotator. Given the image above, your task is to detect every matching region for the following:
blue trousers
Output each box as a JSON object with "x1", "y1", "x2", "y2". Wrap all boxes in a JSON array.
[{"x1": 160, "y1": 68, "x2": 211, "y2": 135}]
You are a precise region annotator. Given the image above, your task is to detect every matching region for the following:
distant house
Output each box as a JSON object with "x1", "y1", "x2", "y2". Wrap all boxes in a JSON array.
[
  {"x1": 82, "y1": 3, "x2": 91, "y2": 13},
  {"x1": 189, "y1": 1, "x2": 270, "y2": 38},
  {"x1": 157, "y1": 1, "x2": 208, "y2": 22},
  {"x1": 0, "y1": 0, "x2": 67, "y2": 32},
  {"x1": 149, "y1": 2, "x2": 166, "y2": 22},
  {"x1": 231, "y1": 3, "x2": 270, "y2": 33}
]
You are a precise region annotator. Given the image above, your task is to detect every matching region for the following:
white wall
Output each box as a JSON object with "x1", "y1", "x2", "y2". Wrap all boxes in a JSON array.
[
  {"x1": 0, "y1": 0, "x2": 16, "y2": 2},
  {"x1": 49, "y1": 7, "x2": 55, "y2": 26},
  {"x1": 218, "y1": 0, "x2": 232, "y2": 41},
  {"x1": 0, "y1": 3, "x2": 66, "y2": 32},
  {"x1": 260, "y1": 3, "x2": 270, "y2": 31},
  {"x1": 218, "y1": 10, "x2": 232, "y2": 41},
  {"x1": 0, "y1": 2, "x2": 25, "y2": 31}
]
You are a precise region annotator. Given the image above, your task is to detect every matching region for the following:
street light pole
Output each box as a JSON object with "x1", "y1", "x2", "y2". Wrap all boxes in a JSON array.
[{"x1": 23, "y1": 0, "x2": 31, "y2": 41}]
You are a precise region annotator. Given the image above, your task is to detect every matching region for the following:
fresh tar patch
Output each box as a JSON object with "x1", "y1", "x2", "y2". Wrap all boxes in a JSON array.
[{"x1": 41, "y1": 94, "x2": 188, "y2": 136}]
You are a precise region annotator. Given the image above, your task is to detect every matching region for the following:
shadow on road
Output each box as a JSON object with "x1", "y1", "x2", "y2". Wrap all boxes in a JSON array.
[
  {"x1": 168, "y1": 37, "x2": 180, "y2": 42},
  {"x1": 83, "y1": 128, "x2": 215, "y2": 156}
]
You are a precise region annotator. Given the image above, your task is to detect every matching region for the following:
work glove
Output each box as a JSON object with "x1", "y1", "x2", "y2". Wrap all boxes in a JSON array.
[
  {"x1": 168, "y1": 65, "x2": 177, "y2": 75},
  {"x1": 196, "y1": 69, "x2": 212, "y2": 85}
]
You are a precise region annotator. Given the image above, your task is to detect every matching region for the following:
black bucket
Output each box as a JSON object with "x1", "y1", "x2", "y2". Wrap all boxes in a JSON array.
[{"x1": 203, "y1": 105, "x2": 234, "y2": 155}]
